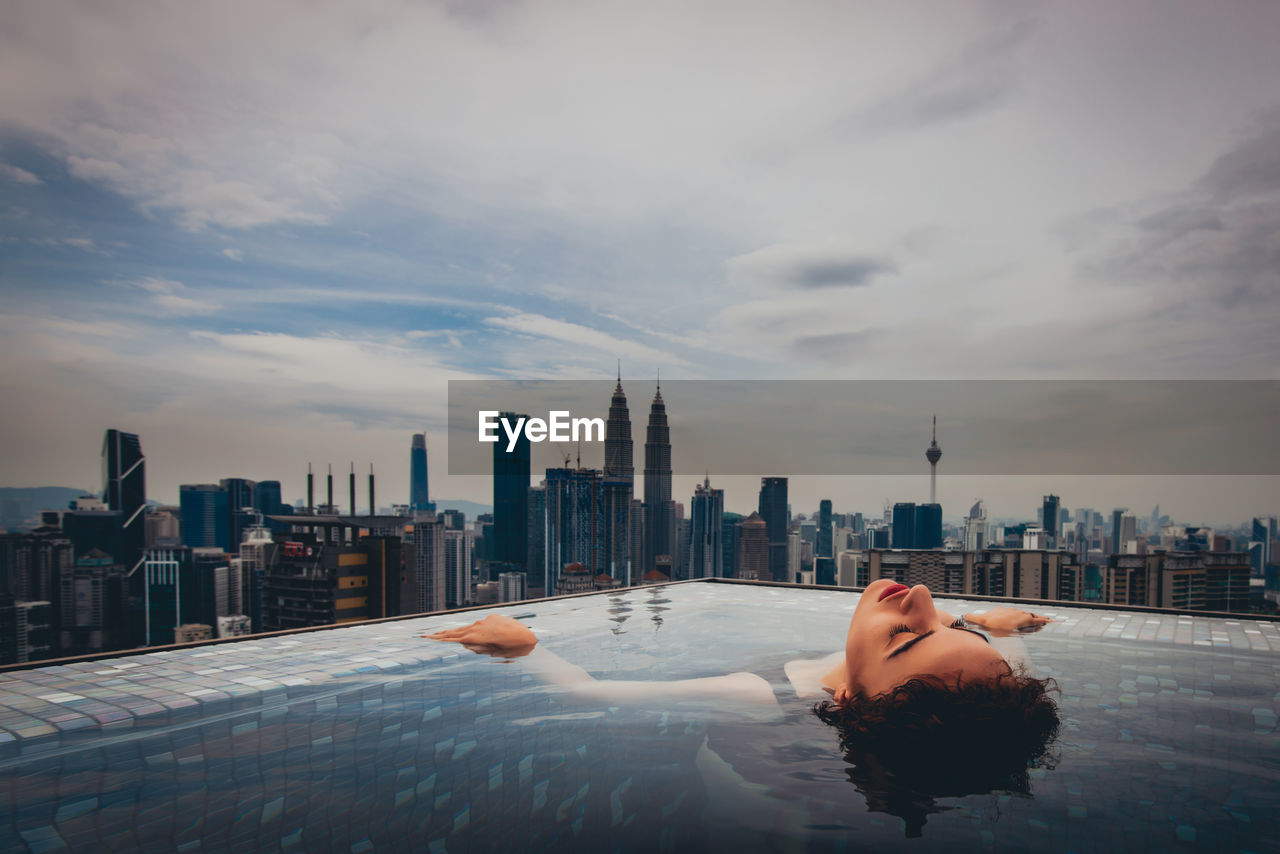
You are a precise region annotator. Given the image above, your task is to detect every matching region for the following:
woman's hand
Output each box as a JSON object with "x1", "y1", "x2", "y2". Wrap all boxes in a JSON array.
[
  {"x1": 423, "y1": 613, "x2": 538, "y2": 658},
  {"x1": 962, "y1": 607, "x2": 1054, "y2": 636}
]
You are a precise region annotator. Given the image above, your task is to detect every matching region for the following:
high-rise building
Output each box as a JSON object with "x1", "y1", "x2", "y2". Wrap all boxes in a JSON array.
[
  {"x1": 913, "y1": 504, "x2": 943, "y2": 549},
  {"x1": 102, "y1": 429, "x2": 145, "y2": 573},
  {"x1": 220, "y1": 478, "x2": 256, "y2": 549},
  {"x1": 410, "y1": 433, "x2": 433, "y2": 513},
  {"x1": 413, "y1": 515, "x2": 445, "y2": 614},
  {"x1": 817, "y1": 499, "x2": 833, "y2": 559},
  {"x1": 689, "y1": 476, "x2": 723, "y2": 579},
  {"x1": 493, "y1": 412, "x2": 530, "y2": 568},
  {"x1": 1120, "y1": 514, "x2": 1138, "y2": 554},
  {"x1": 1043, "y1": 495, "x2": 1061, "y2": 547},
  {"x1": 601, "y1": 477, "x2": 632, "y2": 585},
  {"x1": 602, "y1": 377, "x2": 634, "y2": 585},
  {"x1": 252, "y1": 481, "x2": 291, "y2": 534},
  {"x1": 180, "y1": 484, "x2": 230, "y2": 550},
  {"x1": 892, "y1": 502, "x2": 916, "y2": 549},
  {"x1": 604, "y1": 374, "x2": 634, "y2": 483},
  {"x1": 643, "y1": 385, "x2": 674, "y2": 573},
  {"x1": 59, "y1": 549, "x2": 128, "y2": 655},
  {"x1": 526, "y1": 486, "x2": 546, "y2": 589},
  {"x1": 544, "y1": 467, "x2": 604, "y2": 592},
  {"x1": 0, "y1": 596, "x2": 53, "y2": 664},
  {"x1": 963, "y1": 500, "x2": 988, "y2": 551},
  {"x1": 758, "y1": 478, "x2": 788, "y2": 582},
  {"x1": 141, "y1": 545, "x2": 190, "y2": 646},
  {"x1": 499, "y1": 571, "x2": 527, "y2": 603},
  {"x1": 1251, "y1": 517, "x2": 1271, "y2": 575},
  {"x1": 629, "y1": 499, "x2": 645, "y2": 581},
  {"x1": 1111, "y1": 508, "x2": 1127, "y2": 554},
  {"x1": 443, "y1": 529, "x2": 474, "y2": 609},
  {"x1": 721, "y1": 511, "x2": 742, "y2": 580},
  {"x1": 737, "y1": 512, "x2": 770, "y2": 582}
]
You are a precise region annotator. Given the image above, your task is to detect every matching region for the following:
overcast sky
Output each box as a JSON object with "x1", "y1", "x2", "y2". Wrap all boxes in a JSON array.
[{"x1": 1, "y1": 0, "x2": 1277, "y2": 525}]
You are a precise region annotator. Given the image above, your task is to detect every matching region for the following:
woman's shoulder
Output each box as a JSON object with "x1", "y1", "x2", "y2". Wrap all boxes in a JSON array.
[{"x1": 784, "y1": 650, "x2": 845, "y2": 700}]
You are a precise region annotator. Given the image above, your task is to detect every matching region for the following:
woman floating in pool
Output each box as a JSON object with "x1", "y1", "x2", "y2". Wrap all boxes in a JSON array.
[
  {"x1": 426, "y1": 579, "x2": 1061, "y2": 837},
  {"x1": 425, "y1": 579, "x2": 1055, "y2": 708}
]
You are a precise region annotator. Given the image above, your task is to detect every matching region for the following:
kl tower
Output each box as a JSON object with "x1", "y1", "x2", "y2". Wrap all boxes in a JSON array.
[{"x1": 926, "y1": 415, "x2": 942, "y2": 504}]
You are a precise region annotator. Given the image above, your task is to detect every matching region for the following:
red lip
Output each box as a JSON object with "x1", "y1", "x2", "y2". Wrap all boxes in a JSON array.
[{"x1": 878, "y1": 583, "x2": 909, "y2": 602}]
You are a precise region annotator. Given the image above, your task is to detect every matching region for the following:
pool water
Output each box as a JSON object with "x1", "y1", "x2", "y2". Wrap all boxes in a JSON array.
[{"x1": 1, "y1": 582, "x2": 1278, "y2": 852}]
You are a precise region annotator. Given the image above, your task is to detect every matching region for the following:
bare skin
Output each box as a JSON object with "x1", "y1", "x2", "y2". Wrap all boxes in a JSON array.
[
  {"x1": 821, "y1": 580, "x2": 1054, "y2": 703},
  {"x1": 424, "y1": 613, "x2": 780, "y2": 712},
  {"x1": 426, "y1": 585, "x2": 1054, "y2": 707}
]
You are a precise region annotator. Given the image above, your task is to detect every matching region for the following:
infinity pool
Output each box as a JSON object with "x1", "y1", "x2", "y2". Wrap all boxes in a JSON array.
[{"x1": 1, "y1": 582, "x2": 1278, "y2": 851}]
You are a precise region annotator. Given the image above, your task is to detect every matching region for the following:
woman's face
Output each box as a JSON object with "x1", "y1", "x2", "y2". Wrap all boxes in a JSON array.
[{"x1": 843, "y1": 579, "x2": 1009, "y2": 699}]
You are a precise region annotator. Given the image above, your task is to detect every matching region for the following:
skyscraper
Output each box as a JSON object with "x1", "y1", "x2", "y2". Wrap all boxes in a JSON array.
[
  {"x1": 544, "y1": 467, "x2": 605, "y2": 592},
  {"x1": 964, "y1": 500, "x2": 988, "y2": 551},
  {"x1": 443, "y1": 529, "x2": 474, "y2": 609},
  {"x1": 602, "y1": 375, "x2": 633, "y2": 585},
  {"x1": 758, "y1": 477, "x2": 788, "y2": 582},
  {"x1": 101, "y1": 429, "x2": 145, "y2": 573},
  {"x1": 604, "y1": 373, "x2": 634, "y2": 483},
  {"x1": 220, "y1": 478, "x2": 256, "y2": 550},
  {"x1": 817, "y1": 499, "x2": 833, "y2": 559},
  {"x1": 913, "y1": 503, "x2": 943, "y2": 549},
  {"x1": 643, "y1": 384, "x2": 674, "y2": 573},
  {"x1": 410, "y1": 433, "x2": 433, "y2": 513},
  {"x1": 180, "y1": 484, "x2": 230, "y2": 550},
  {"x1": 892, "y1": 502, "x2": 916, "y2": 549},
  {"x1": 1043, "y1": 494, "x2": 1061, "y2": 547},
  {"x1": 689, "y1": 476, "x2": 724, "y2": 579},
  {"x1": 737, "y1": 512, "x2": 770, "y2": 582},
  {"x1": 493, "y1": 413, "x2": 530, "y2": 568},
  {"x1": 413, "y1": 514, "x2": 445, "y2": 614}
]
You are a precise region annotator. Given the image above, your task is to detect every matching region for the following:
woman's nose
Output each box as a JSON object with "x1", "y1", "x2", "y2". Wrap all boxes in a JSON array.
[{"x1": 900, "y1": 584, "x2": 935, "y2": 615}]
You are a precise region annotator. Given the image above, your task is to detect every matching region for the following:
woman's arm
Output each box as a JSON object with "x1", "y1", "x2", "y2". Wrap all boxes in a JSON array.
[
  {"x1": 962, "y1": 607, "x2": 1054, "y2": 636},
  {"x1": 425, "y1": 614, "x2": 781, "y2": 714}
]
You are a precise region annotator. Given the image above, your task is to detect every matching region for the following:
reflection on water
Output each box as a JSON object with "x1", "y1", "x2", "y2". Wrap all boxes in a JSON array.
[{"x1": 646, "y1": 585, "x2": 671, "y2": 630}]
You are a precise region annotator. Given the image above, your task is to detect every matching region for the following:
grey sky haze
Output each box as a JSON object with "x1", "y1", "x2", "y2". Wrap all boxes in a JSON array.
[{"x1": 1, "y1": 0, "x2": 1277, "y2": 524}]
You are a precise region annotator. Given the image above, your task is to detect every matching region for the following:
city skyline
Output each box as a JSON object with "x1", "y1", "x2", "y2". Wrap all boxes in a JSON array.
[{"x1": 2, "y1": 2, "x2": 1278, "y2": 526}]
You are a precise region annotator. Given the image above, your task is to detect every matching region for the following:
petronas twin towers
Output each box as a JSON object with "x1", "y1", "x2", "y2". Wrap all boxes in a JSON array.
[{"x1": 605, "y1": 372, "x2": 674, "y2": 575}]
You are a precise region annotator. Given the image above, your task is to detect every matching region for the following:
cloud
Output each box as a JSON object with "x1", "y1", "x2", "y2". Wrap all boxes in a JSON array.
[
  {"x1": 728, "y1": 242, "x2": 896, "y2": 289},
  {"x1": 483, "y1": 312, "x2": 680, "y2": 366},
  {"x1": 113, "y1": 276, "x2": 221, "y2": 316},
  {"x1": 1083, "y1": 117, "x2": 1280, "y2": 312},
  {"x1": 853, "y1": 15, "x2": 1037, "y2": 132},
  {"x1": 0, "y1": 163, "x2": 41, "y2": 184},
  {"x1": 221, "y1": 248, "x2": 244, "y2": 261}
]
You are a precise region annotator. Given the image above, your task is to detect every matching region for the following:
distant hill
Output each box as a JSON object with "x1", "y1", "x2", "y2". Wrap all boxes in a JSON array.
[
  {"x1": 430, "y1": 499, "x2": 493, "y2": 519},
  {"x1": 0, "y1": 486, "x2": 96, "y2": 529}
]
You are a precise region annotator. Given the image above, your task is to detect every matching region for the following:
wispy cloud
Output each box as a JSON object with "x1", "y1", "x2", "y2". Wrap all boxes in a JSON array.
[
  {"x1": 221, "y1": 247, "x2": 244, "y2": 261},
  {"x1": 852, "y1": 15, "x2": 1038, "y2": 132},
  {"x1": 0, "y1": 163, "x2": 41, "y2": 184},
  {"x1": 112, "y1": 277, "x2": 221, "y2": 316},
  {"x1": 484, "y1": 312, "x2": 680, "y2": 367}
]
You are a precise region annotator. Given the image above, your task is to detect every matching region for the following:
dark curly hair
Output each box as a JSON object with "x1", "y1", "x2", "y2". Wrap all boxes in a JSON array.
[{"x1": 814, "y1": 670, "x2": 1061, "y2": 836}]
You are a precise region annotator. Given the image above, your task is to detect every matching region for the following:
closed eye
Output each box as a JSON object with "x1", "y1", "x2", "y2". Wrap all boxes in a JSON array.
[{"x1": 950, "y1": 620, "x2": 991, "y2": 645}]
